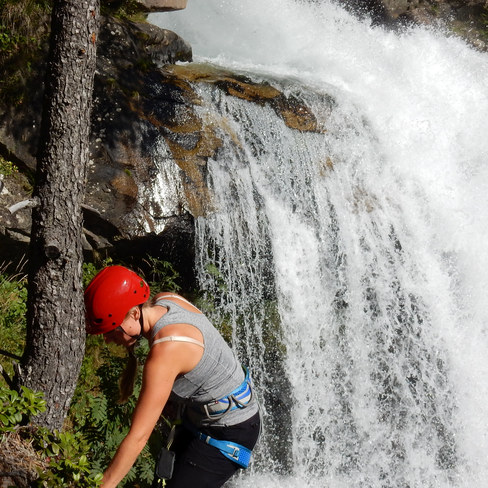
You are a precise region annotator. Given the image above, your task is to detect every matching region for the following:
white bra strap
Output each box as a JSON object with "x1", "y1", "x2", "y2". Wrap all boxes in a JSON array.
[
  {"x1": 157, "y1": 294, "x2": 194, "y2": 306},
  {"x1": 152, "y1": 335, "x2": 205, "y2": 349}
]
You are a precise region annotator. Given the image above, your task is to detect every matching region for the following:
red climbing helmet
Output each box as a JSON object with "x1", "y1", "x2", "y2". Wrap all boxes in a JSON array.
[{"x1": 84, "y1": 265, "x2": 150, "y2": 335}]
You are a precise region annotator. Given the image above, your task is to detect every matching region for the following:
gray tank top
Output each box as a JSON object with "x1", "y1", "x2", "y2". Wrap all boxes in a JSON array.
[{"x1": 151, "y1": 297, "x2": 258, "y2": 427}]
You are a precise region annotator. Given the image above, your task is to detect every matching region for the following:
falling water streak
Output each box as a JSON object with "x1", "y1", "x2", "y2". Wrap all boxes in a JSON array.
[
  {"x1": 187, "y1": 83, "x2": 459, "y2": 487},
  {"x1": 149, "y1": 1, "x2": 488, "y2": 486}
]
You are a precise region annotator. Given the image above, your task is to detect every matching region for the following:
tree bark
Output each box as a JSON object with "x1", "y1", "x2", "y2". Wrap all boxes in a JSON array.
[{"x1": 17, "y1": 0, "x2": 99, "y2": 431}]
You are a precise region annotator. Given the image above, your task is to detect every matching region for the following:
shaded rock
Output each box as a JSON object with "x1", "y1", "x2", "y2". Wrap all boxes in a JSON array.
[
  {"x1": 344, "y1": 0, "x2": 488, "y2": 50},
  {"x1": 391, "y1": 0, "x2": 488, "y2": 51},
  {"x1": 0, "y1": 15, "x2": 194, "y2": 277},
  {"x1": 342, "y1": 0, "x2": 395, "y2": 25},
  {"x1": 0, "y1": 171, "x2": 33, "y2": 264}
]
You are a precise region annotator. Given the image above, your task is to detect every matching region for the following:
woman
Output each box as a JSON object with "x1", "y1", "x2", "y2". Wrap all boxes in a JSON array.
[{"x1": 84, "y1": 265, "x2": 260, "y2": 488}]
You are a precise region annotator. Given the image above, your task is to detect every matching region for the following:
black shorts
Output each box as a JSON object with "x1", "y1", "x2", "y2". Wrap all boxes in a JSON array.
[{"x1": 155, "y1": 411, "x2": 261, "y2": 488}]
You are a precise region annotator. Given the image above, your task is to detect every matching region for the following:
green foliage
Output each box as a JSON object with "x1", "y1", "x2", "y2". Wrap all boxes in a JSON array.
[
  {"x1": 0, "y1": 0, "x2": 49, "y2": 51},
  {"x1": 0, "y1": 25, "x2": 27, "y2": 54},
  {"x1": 0, "y1": 0, "x2": 51, "y2": 104},
  {"x1": 0, "y1": 0, "x2": 149, "y2": 104},
  {"x1": 83, "y1": 255, "x2": 181, "y2": 293},
  {"x1": 32, "y1": 429, "x2": 103, "y2": 487},
  {"x1": 0, "y1": 155, "x2": 18, "y2": 176},
  {"x1": 0, "y1": 385, "x2": 46, "y2": 433},
  {"x1": 100, "y1": 0, "x2": 148, "y2": 21},
  {"x1": 142, "y1": 256, "x2": 181, "y2": 294},
  {"x1": 0, "y1": 255, "x2": 182, "y2": 487},
  {"x1": 479, "y1": 9, "x2": 488, "y2": 42},
  {"x1": 0, "y1": 267, "x2": 27, "y2": 330},
  {"x1": 135, "y1": 56, "x2": 156, "y2": 72},
  {"x1": 0, "y1": 262, "x2": 27, "y2": 383},
  {"x1": 69, "y1": 341, "x2": 160, "y2": 487},
  {"x1": 69, "y1": 256, "x2": 180, "y2": 487},
  {"x1": 0, "y1": 384, "x2": 102, "y2": 487},
  {"x1": 82, "y1": 257, "x2": 113, "y2": 287},
  {"x1": 205, "y1": 262, "x2": 227, "y2": 292}
]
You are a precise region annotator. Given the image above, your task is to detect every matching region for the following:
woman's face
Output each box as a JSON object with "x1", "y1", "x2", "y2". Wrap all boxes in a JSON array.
[
  {"x1": 103, "y1": 326, "x2": 127, "y2": 345},
  {"x1": 103, "y1": 313, "x2": 140, "y2": 346}
]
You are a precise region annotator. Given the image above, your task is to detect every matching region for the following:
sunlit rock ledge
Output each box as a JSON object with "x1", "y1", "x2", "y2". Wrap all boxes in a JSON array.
[{"x1": 136, "y1": 0, "x2": 188, "y2": 12}]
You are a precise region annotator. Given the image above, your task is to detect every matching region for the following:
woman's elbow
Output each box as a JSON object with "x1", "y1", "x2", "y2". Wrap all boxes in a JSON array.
[{"x1": 126, "y1": 428, "x2": 151, "y2": 449}]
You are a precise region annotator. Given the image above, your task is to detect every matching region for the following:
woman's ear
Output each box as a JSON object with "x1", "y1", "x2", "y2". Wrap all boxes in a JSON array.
[{"x1": 129, "y1": 306, "x2": 140, "y2": 321}]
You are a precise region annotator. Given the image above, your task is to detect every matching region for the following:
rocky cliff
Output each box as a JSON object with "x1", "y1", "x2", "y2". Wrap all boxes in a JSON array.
[
  {"x1": 1, "y1": 0, "x2": 486, "y2": 281},
  {"x1": 0, "y1": 13, "x2": 321, "y2": 284}
]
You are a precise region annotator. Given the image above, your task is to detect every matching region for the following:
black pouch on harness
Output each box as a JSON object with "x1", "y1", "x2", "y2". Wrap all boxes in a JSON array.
[{"x1": 155, "y1": 448, "x2": 175, "y2": 480}]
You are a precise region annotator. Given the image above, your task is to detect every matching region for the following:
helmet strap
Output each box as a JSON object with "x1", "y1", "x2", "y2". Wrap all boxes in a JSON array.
[{"x1": 136, "y1": 305, "x2": 144, "y2": 340}]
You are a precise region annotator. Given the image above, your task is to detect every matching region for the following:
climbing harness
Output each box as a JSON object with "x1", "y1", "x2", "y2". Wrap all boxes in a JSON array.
[
  {"x1": 198, "y1": 367, "x2": 253, "y2": 420},
  {"x1": 187, "y1": 367, "x2": 255, "y2": 468},
  {"x1": 194, "y1": 432, "x2": 252, "y2": 469},
  {"x1": 183, "y1": 421, "x2": 253, "y2": 469}
]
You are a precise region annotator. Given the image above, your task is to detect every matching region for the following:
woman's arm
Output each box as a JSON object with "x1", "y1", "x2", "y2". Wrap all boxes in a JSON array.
[{"x1": 100, "y1": 345, "x2": 183, "y2": 488}]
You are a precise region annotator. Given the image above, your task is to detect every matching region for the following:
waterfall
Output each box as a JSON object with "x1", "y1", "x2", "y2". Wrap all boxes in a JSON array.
[{"x1": 150, "y1": 1, "x2": 488, "y2": 486}]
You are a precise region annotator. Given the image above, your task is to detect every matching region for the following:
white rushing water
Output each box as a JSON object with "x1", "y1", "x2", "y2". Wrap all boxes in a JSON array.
[{"x1": 150, "y1": 1, "x2": 488, "y2": 486}]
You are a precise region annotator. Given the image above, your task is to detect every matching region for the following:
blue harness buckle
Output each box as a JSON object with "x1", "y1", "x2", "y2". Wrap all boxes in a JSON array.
[
  {"x1": 230, "y1": 446, "x2": 240, "y2": 460},
  {"x1": 195, "y1": 431, "x2": 252, "y2": 469}
]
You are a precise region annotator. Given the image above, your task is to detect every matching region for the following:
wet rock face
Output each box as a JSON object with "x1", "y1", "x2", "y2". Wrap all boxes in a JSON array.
[
  {"x1": 382, "y1": 0, "x2": 487, "y2": 23},
  {"x1": 88, "y1": 59, "x2": 326, "y2": 240},
  {"x1": 2, "y1": 2, "x2": 486, "y2": 276},
  {"x1": 343, "y1": 0, "x2": 488, "y2": 50},
  {"x1": 0, "y1": 14, "x2": 328, "y2": 280}
]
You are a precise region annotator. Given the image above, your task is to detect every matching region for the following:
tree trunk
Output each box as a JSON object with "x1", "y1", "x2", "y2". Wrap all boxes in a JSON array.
[{"x1": 17, "y1": 0, "x2": 99, "y2": 431}]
